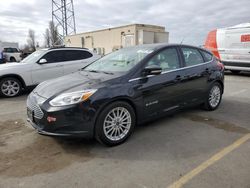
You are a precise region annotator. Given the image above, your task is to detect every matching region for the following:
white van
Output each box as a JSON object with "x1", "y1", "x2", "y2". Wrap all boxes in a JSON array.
[{"x1": 205, "y1": 23, "x2": 250, "y2": 73}]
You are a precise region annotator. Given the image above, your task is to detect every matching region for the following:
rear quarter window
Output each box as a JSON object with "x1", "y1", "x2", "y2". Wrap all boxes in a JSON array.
[{"x1": 201, "y1": 50, "x2": 213, "y2": 62}]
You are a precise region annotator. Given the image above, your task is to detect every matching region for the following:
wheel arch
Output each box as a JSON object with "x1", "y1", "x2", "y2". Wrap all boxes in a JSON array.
[
  {"x1": 10, "y1": 56, "x2": 16, "y2": 61},
  {"x1": 0, "y1": 74, "x2": 26, "y2": 89},
  {"x1": 214, "y1": 79, "x2": 224, "y2": 94}
]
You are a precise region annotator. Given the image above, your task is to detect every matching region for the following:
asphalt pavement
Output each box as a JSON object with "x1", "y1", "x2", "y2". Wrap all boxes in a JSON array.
[{"x1": 0, "y1": 72, "x2": 249, "y2": 188}]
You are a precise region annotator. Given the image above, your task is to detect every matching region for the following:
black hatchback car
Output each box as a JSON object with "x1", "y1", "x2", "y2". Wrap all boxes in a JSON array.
[{"x1": 27, "y1": 44, "x2": 224, "y2": 146}]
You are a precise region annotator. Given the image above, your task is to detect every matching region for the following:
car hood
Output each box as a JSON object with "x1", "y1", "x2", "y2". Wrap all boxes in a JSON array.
[
  {"x1": 0, "y1": 62, "x2": 26, "y2": 70},
  {"x1": 33, "y1": 71, "x2": 121, "y2": 99}
]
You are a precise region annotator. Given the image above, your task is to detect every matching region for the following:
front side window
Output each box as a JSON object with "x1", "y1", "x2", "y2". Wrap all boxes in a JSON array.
[
  {"x1": 84, "y1": 46, "x2": 155, "y2": 73},
  {"x1": 42, "y1": 50, "x2": 66, "y2": 63},
  {"x1": 146, "y1": 48, "x2": 180, "y2": 71},
  {"x1": 12, "y1": 48, "x2": 18, "y2": 53},
  {"x1": 181, "y1": 47, "x2": 204, "y2": 67}
]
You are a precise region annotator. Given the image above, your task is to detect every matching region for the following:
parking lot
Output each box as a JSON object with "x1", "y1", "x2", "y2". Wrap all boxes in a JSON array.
[{"x1": 0, "y1": 72, "x2": 249, "y2": 188}]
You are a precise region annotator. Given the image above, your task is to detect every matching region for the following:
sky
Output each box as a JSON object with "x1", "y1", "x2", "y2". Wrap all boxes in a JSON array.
[{"x1": 0, "y1": 0, "x2": 249, "y2": 47}]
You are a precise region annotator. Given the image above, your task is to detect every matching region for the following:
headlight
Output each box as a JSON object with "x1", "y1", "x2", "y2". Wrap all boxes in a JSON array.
[{"x1": 49, "y1": 89, "x2": 97, "y2": 107}]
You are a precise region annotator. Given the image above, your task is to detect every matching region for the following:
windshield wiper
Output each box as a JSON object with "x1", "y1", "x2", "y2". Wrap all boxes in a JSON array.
[
  {"x1": 87, "y1": 70, "x2": 99, "y2": 73},
  {"x1": 84, "y1": 69, "x2": 114, "y2": 75},
  {"x1": 100, "y1": 71, "x2": 114, "y2": 75}
]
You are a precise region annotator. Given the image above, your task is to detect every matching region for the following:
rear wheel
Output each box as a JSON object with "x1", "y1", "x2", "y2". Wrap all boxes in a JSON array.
[
  {"x1": 202, "y1": 82, "x2": 222, "y2": 111},
  {"x1": 95, "y1": 101, "x2": 135, "y2": 146},
  {"x1": 230, "y1": 70, "x2": 241, "y2": 74},
  {"x1": 10, "y1": 57, "x2": 16, "y2": 62},
  {"x1": 0, "y1": 77, "x2": 22, "y2": 97}
]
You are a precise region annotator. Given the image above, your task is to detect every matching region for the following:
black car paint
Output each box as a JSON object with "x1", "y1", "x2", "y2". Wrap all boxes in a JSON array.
[{"x1": 27, "y1": 44, "x2": 224, "y2": 138}]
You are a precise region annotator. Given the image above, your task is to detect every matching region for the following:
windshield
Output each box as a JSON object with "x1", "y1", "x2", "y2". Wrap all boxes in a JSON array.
[
  {"x1": 84, "y1": 46, "x2": 155, "y2": 73},
  {"x1": 20, "y1": 50, "x2": 47, "y2": 63}
]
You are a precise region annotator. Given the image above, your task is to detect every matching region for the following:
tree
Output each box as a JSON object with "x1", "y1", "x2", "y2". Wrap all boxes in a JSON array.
[
  {"x1": 27, "y1": 29, "x2": 36, "y2": 50},
  {"x1": 49, "y1": 21, "x2": 62, "y2": 46},
  {"x1": 44, "y1": 28, "x2": 50, "y2": 47}
]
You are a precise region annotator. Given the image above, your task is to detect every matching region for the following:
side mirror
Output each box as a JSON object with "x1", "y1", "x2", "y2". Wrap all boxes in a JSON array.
[
  {"x1": 38, "y1": 58, "x2": 47, "y2": 64},
  {"x1": 143, "y1": 65, "x2": 162, "y2": 76}
]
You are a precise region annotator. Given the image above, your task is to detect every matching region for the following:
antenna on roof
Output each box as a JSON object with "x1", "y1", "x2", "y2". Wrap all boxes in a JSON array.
[{"x1": 180, "y1": 37, "x2": 185, "y2": 44}]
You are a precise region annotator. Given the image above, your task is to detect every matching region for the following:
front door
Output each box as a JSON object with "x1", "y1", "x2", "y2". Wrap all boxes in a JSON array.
[
  {"x1": 31, "y1": 51, "x2": 64, "y2": 85},
  {"x1": 134, "y1": 47, "x2": 187, "y2": 117}
]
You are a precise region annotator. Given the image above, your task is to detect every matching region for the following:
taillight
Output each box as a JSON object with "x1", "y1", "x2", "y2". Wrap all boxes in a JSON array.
[{"x1": 216, "y1": 59, "x2": 224, "y2": 70}]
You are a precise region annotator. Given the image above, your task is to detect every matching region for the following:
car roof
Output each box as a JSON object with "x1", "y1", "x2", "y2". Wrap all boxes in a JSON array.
[
  {"x1": 48, "y1": 47, "x2": 88, "y2": 51},
  {"x1": 133, "y1": 43, "x2": 211, "y2": 53}
]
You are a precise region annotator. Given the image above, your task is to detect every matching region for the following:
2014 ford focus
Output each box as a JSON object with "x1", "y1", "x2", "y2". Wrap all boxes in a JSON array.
[{"x1": 27, "y1": 44, "x2": 224, "y2": 146}]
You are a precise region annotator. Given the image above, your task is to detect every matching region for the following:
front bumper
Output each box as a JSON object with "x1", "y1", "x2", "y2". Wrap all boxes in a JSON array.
[
  {"x1": 26, "y1": 93, "x2": 97, "y2": 138},
  {"x1": 27, "y1": 118, "x2": 91, "y2": 137}
]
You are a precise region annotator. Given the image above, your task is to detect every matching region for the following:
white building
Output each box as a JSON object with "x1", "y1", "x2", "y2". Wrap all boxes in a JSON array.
[{"x1": 65, "y1": 24, "x2": 169, "y2": 55}]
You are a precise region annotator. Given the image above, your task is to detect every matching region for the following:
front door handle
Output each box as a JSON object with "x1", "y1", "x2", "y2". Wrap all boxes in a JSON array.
[{"x1": 174, "y1": 75, "x2": 182, "y2": 82}]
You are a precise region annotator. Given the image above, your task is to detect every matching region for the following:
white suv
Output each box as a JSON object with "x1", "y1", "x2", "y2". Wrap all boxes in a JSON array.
[
  {"x1": 3, "y1": 47, "x2": 22, "y2": 62},
  {"x1": 0, "y1": 47, "x2": 100, "y2": 97}
]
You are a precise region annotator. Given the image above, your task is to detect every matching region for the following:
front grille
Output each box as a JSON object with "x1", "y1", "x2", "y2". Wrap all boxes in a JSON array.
[{"x1": 27, "y1": 95, "x2": 44, "y2": 119}]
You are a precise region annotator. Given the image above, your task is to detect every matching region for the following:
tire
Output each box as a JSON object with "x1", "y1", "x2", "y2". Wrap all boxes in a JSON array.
[
  {"x1": 95, "y1": 101, "x2": 136, "y2": 146},
  {"x1": 10, "y1": 57, "x2": 16, "y2": 62},
  {"x1": 230, "y1": 70, "x2": 241, "y2": 74},
  {"x1": 0, "y1": 77, "x2": 22, "y2": 97},
  {"x1": 202, "y1": 82, "x2": 222, "y2": 111}
]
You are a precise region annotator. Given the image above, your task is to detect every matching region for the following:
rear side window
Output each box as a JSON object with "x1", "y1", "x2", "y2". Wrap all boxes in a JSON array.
[
  {"x1": 3, "y1": 48, "x2": 18, "y2": 53},
  {"x1": 3, "y1": 48, "x2": 11, "y2": 53},
  {"x1": 147, "y1": 48, "x2": 180, "y2": 71},
  {"x1": 201, "y1": 50, "x2": 213, "y2": 62},
  {"x1": 181, "y1": 47, "x2": 204, "y2": 67},
  {"x1": 64, "y1": 50, "x2": 93, "y2": 61}
]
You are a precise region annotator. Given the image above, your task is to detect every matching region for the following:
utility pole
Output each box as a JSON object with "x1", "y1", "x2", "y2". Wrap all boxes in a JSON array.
[{"x1": 52, "y1": 0, "x2": 76, "y2": 45}]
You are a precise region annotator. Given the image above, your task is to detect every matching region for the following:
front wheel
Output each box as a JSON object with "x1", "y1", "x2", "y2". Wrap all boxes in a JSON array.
[
  {"x1": 0, "y1": 77, "x2": 22, "y2": 97},
  {"x1": 202, "y1": 82, "x2": 222, "y2": 111},
  {"x1": 95, "y1": 101, "x2": 136, "y2": 146}
]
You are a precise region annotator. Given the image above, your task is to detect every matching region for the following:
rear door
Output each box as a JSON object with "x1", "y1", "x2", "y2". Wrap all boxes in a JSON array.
[
  {"x1": 31, "y1": 50, "x2": 64, "y2": 84},
  {"x1": 136, "y1": 47, "x2": 187, "y2": 117},
  {"x1": 62, "y1": 50, "x2": 96, "y2": 74},
  {"x1": 179, "y1": 46, "x2": 211, "y2": 104}
]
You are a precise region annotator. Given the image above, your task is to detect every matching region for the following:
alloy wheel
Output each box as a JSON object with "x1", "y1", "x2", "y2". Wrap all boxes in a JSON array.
[
  {"x1": 1, "y1": 80, "x2": 20, "y2": 97},
  {"x1": 103, "y1": 107, "x2": 132, "y2": 141},
  {"x1": 208, "y1": 85, "x2": 221, "y2": 108}
]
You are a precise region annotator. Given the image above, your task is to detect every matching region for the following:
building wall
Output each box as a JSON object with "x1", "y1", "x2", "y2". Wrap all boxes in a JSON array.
[{"x1": 65, "y1": 24, "x2": 168, "y2": 55}]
